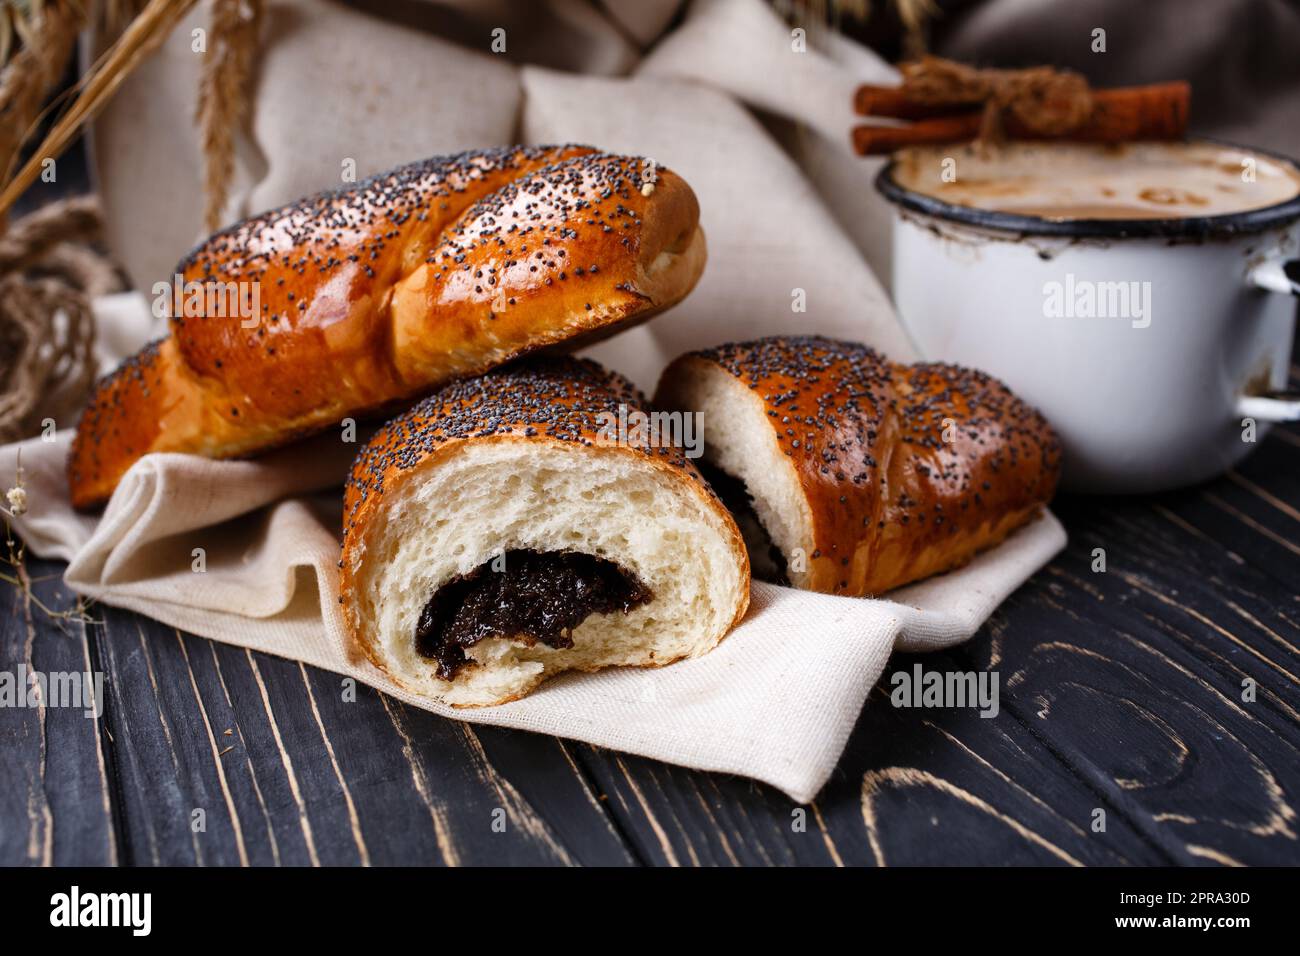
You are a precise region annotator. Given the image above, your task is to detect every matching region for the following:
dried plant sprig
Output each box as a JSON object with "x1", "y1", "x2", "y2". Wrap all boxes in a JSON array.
[
  {"x1": 100, "y1": 0, "x2": 150, "y2": 36},
  {"x1": 1, "y1": 448, "x2": 33, "y2": 601},
  {"x1": 195, "y1": 0, "x2": 262, "y2": 230},
  {"x1": 1, "y1": 447, "x2": 26, "y2": 519},
  {"x1": 1, "y1": 1, "x2": 87, "y2": 69},
  {"x1": 0, "y1": 0, "x2": 87, "y2": 192},
  {"x1": 782, "y1": 0, "x2": 936, "y2": 55},
  {"x1": 0, "y1": 543, "x2": 99, "y2": 627},
  {"x1": 893, "y1": 0, "x2": 937, "y2": 59},
  {"x1": 0, "y1": 0, "x2": 199, "y2": 219},
  {"x1": 0, "y1": 448, "x2": 98, "y2": 628}
]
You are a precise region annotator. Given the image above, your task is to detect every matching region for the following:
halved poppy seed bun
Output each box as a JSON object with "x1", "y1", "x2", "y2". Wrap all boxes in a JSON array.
[
  {"x1": 341, "y1": 357, "x2": 750, "y2": 707},
  {"x1": 654, "y1": 336, "x2": 1062, "y2": 596}
]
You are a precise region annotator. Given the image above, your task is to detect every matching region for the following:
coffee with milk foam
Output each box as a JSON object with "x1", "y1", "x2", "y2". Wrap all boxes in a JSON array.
[{"x1": 892, "y1": 141, "x2": 1300, "y2": 221}]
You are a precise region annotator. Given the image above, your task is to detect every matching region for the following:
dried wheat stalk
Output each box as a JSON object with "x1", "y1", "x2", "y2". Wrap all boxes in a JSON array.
[
  {"x1": 0, "y1": 0, "x2": 87, "y2": 193},
  {"x1": 195, "y1": 0, "x2": 262, "y2": 230},
  {"x1": 789, "y1": 0, "x2": 935, "y2": 55},
  {"x1": 0, "y1": 0, "x2": 198, "y2": 219}
]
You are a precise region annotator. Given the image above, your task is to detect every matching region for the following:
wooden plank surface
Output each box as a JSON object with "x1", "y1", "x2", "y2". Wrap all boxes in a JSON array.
[
  {"x1": 81, "y1": 602, "x2": 634, "y2": 866},
  {"x1": 0, "y1": 551, "x2": 116, "y2": 866},
  {"x1": 2, "y1": 413, "x2": 1298, "y2": 867}
]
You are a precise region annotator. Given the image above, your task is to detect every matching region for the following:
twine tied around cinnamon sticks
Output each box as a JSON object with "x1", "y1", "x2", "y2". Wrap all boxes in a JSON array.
[
  {"x1": 898, "y1": 56, "x2": 1095, "y2": 140},
  {"x1": 853, "y1": 56, "x2": 1190, "y2": 155}
]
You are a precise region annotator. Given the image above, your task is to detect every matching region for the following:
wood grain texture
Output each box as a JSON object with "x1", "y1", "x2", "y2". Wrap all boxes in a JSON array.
[
  {"x1": 0, "y1": 555, "x2": 115, "y2": 866},
  {"x1": 1, "y1": 398, "x2": 1298, "y2": 866}
]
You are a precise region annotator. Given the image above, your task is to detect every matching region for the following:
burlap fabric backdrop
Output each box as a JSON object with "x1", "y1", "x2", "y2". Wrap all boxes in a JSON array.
[{"x1": 1, "y1": 0, "x2": 1071, "y2": 801}]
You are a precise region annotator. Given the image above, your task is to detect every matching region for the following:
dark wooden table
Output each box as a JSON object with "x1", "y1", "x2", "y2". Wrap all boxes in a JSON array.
[{"x1": 3, "y1": 364, "x2": 1299, "y2": 867}]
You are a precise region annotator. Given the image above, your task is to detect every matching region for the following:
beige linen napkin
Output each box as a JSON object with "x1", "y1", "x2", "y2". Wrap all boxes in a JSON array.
[{"x1": 0, "y1": 425, "x2": 1064, "y2": 803}]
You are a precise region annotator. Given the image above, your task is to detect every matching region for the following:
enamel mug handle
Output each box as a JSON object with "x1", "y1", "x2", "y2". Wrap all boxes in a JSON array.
[{"x1": 1239, "y1": 257, "x2": 1300, "y2": 423}]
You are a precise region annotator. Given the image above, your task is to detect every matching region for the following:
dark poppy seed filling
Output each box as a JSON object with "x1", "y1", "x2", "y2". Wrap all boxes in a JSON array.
[
  {"x1": 695, "y1": 463, "x2": 790, "y2": 586},
  {"x1": 416, "y1": 549, "x2": 652, "y2": 680}
]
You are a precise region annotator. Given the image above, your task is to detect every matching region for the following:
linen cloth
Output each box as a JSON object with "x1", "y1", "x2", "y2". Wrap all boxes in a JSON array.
[
  {"x1": 1, "y1": 0, "x2": 1070, "y2": 802},
  {"x1": 0, "y1": 425, "x2": 1064, "y2": 803}
]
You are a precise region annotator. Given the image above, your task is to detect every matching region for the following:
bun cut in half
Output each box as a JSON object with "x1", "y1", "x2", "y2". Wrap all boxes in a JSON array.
[
  {"x1": 654, "y1": 336, "x2": 1061, "y2": 597},
  {"x1": 69, "y1": 145, "x2": 706, "y2": 509},
  {"x1": 341, "y1": 358, "x2": 749, "y2": 707}
]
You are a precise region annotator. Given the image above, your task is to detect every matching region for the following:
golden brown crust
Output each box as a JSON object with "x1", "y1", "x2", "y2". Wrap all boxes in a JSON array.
[
  {"x1": 68, "y1": 146, "x2": 705, "y2": 509},
  {"x1": 656, "y1": 336, "x2": 1062, "y2": 596},
  {"x1": 339, "y1": 357, "x2": 750, "y2": 675}
]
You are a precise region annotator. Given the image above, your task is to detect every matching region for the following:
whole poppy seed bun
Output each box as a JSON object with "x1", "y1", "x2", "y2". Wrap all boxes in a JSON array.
[
  {"x1": 340, "y1": 357, "x2": 749, "y2": 707},
  {"x1": 68, "y1": 144, "x2": 706, "y2": 509},
  {"x1": 654, "y1": 335, "x2": 1062, "y2": 596}
]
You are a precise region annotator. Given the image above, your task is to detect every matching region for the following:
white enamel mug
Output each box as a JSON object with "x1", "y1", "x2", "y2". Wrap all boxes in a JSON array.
[{"x1": 876, "y1": 142, "x2": 1300, "y2": 494}]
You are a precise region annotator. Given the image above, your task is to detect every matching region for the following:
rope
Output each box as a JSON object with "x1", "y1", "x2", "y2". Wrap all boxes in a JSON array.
[
  {"x1": 899, "y1": 56, "x2": 1095, "y2": 142},
  {"x1": 0, "y1": 195, "x2": 116, "y2": 444}
]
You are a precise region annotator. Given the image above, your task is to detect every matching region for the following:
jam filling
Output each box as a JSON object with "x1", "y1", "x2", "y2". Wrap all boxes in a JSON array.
[
  {"x1": 416, "y1": 549, "x2": 652, "y2": 680},
  {"x1": 696, "y1": 462, "x2": 790, "y2": 586}
]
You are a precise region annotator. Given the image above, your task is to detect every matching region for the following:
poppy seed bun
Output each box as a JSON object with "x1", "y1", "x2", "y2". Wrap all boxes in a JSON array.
[
  {"x1": 341, "y1": 357, "x2": 749, "y2": 707},
  {"x1": 69, "y1": 145, "x2": 706, "y2": 509},
  {"x1": 654, "y1": 336, "x2": 1061, "y2": 596}
]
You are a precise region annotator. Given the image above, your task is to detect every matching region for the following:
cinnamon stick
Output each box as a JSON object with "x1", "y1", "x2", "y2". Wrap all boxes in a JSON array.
[
  {"x1": 854, "y1": 85, "x2": 978, "y2": 120},
  {"x1": 853, "y1": 115, "x2": 983, "y2": 155},
  {"x1": 852, "y1": 82, "x2": 1190, "y2": 155}
]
